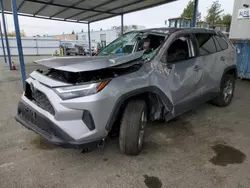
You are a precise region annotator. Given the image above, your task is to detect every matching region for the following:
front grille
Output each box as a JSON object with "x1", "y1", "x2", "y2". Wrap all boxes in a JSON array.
[{"x1": 25, "y1": 82, "x2": 55, "y2": 116}]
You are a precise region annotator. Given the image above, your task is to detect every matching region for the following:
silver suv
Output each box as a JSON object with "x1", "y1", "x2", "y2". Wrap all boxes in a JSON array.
[{"x1": 15, "y1": 28, "x2": 237, "y2": 155}]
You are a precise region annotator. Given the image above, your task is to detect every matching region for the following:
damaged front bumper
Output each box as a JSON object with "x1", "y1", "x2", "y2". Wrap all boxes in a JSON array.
[{"x1": 15, "y1": 99, "x2": 103, "y2": 149}]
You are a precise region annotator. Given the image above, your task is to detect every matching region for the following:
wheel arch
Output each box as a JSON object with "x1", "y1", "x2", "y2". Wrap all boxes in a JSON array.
[
  {"x1": 223, "y1": 65, "x2": 237, "y2": 79},
  {"x1": 105, "y1": 86, "x2": 173, "y2": 132}
]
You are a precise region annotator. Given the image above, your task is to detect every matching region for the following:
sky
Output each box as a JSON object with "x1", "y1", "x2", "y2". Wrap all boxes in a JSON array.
[{"x1": 2, "y1": 0, "x2": 234, "y2": 36}]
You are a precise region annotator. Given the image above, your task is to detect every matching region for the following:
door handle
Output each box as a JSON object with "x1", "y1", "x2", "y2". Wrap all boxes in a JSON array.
[
  {"x1": 193, "y1": 65, "x2": 201, "y2": 71},
  {"x1": 220, "y1": 56, "x2": 226, "y2": 61}
]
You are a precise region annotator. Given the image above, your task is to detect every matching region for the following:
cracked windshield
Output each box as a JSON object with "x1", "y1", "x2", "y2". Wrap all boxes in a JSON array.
[{"x1": 98, "y1": 32, "x2": 165, "y2": 60}]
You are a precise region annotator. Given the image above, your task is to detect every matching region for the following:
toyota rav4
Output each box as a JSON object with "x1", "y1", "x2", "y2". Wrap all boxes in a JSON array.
[{"x1": 15, "y1": 28, "x2": 237, "y2": 155}]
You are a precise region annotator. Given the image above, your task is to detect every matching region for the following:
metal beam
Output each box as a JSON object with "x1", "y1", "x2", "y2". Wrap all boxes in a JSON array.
[
  {"x1": 12, "y1": 0, "x2": 26, "y2": 88},
  {"x1": 67, "y1": 0, "x2": 115, "y2": 20},
  {"x1": 192, "y1": 0, "x2": 199, "y2": 27},
  {"x1": 17, "y1": 0, "x2": 25, "y2": 11},
  {"x1": 3, "y1": 11, "x2": 88, "y2": 24},
  {"x1": 25, "y1": 0, "x2": 119, "y2": 15},
  {"x1": 88, "y1": 14, "x2": 117, "y2": 24},
  {"x1": 50, "y1": 0, "x2": 86, "y2": 18},
  {"x1": 0, "y1": 0, "x2": 12, "y2": 70},
  {"x1": 34, "y1": 0, "x2": 54, "y2": 15},
  {"x1": 82, "y1": 0, "x2": 143, "y2": 21},
  {"x1": 0, "y1": 20, "x2": 7, "y2": 63},
  {"x1": 121, "y1": 14, "x2": 124, "y2": 35},
  {"x1": 86, "y1": 0, "x2": 178, "y2": 22},
  {"x1": 88, "y1": 23, "x2": 91, "y2": 56}
]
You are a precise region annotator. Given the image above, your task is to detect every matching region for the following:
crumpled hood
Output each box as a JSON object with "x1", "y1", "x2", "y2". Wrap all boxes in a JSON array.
[{"x1": 34, "y1": 51, "x2": 144, "y2": 72}]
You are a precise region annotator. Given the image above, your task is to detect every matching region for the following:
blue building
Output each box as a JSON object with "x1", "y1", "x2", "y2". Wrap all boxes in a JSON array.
[{"x1": 230, "y1": 0, "x2": 250, "y2": 79}]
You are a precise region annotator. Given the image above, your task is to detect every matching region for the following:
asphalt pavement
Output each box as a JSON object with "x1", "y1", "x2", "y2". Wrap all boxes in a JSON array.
[{"x1": 0, "y1": 56, "x2": 250, "y2": 188}]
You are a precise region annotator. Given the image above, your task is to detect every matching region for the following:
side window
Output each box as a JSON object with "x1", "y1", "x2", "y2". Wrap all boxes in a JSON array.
[
  {"x1": 195, "y1": 33, "x2": 217, "y2": 56},
  {"x1": 214, "y1": 36, "x2": 228, "y2": 51},
  {"x1": 212, "y1": 36, "x2": 222, "y2": 51},
  {"x1": 167, "y1": 36, "x2": 194, "y2": 63}
]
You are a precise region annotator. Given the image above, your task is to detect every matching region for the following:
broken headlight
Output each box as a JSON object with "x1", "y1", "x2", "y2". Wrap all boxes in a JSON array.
[{"x1": 54, "y1": 80, "x2": 110, "y2": 100}]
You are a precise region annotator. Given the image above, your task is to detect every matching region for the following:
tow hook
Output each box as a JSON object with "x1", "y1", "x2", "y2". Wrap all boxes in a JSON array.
[
  {"x1": 98, "y1": 138, "x2": 105, "y2": 148},
  {"x1": 81, "y1": 138, "x2": 105, "y2": 154}
]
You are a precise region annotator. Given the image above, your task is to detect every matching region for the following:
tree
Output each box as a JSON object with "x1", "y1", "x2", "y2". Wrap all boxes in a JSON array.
[
  {"x1": 181, "y1": 0, "x2": 201, "y2": 22},
  {"x1": 206, "y1": 0, "x2": 224, "y2": 26},
  {"x1": 72, "y1": 30, "x2": 75, "y2": 34},
  {"x1": 132, "y1": 25, "x2": 138, "y2": 29},
  {"x1": 221, "y1": 14, "x2": 232, "y2": 28}
]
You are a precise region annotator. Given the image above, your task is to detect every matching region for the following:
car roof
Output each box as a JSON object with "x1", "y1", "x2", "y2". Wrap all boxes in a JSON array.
[{"x1": 140, "y1": 27, "x2": 223, "y2": 36}]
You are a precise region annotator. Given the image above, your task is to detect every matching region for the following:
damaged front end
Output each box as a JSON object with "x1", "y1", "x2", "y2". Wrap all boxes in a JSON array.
[
  {"x1": 34, "y1": 63, "x2": 141, "y2": 100},
  {"x1": 37, "y1": 62, "x2": 142, "y2": 85},
  {"x1": 33, "y1": 51, "x2": 144, "y2": 84},
  {"x1": 30, "y1": 53, "x2": 144, "y2": 100}
]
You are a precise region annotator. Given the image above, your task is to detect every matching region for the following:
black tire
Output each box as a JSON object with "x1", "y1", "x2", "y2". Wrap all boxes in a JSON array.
[
  {"x1": 119, "y1": 100, "x2": 147, "y2": 155},
  {"x1": 211, "y1": 74, "x2": 235, "y2": 107}
]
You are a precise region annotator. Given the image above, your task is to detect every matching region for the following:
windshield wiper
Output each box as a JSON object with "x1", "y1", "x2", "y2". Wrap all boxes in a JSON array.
[{"x1": 101, "y1": 52, "x2": 109, "y2": 56}]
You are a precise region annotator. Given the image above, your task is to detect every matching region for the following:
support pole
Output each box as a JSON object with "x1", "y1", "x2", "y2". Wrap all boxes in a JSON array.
[
  {"x1": 35, "y1": 38, "x2": 38, "y2": 55},
  {"x1": 12, "y1": 0, "x2": 26, "y2": 88},
  {"x1": 88, "y1": 22, "x2": 91, "y2": 56},
  {"x1": 192, "y1": 0, "x2": 199, "y2": 27},
  {"x1": 0, "y1": 0, "x2": 12, "y2": 70},
  {"x1": 0, "y1": 20, "x2": 7, "y2": 63},
  {"x1": 121, "y1": 14, "x2": 124, "y2": 35}
]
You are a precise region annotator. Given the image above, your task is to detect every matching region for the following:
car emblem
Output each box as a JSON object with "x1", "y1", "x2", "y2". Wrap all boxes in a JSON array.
[{"x1": 30, "y1": 83, "x2": 36, "y2": 93}]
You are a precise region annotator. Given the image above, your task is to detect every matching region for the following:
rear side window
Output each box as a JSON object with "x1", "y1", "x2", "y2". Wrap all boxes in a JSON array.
[
  {"x1": 214, "y1": 36, "x2": 228, "y2": 51},
  {"x1": 195, "y1": 33, "x2": 217, "y2": 56},
  {"x1": 212, "y1": 36, "x2": 222, "y2": 51}
]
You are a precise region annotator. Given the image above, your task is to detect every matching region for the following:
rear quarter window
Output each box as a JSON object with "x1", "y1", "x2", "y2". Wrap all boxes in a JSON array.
[
  {"x1": 214, "y1": 36, "x2": 228, "y2": 51},
  {"x1": 212, "y1": 36, "x2": 222, "y2": 51},
  {"x1": 195, "y1": 33, "x2": 217, "y2": 56}
]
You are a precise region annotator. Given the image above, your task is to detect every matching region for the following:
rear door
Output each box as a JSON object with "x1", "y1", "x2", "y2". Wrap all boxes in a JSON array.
[
  {"x1": 194, "y1": 33, "x2": 221, "y2": 97},
  {"x1": 213, "y1": 34, "x2": 236, "y2": 88},
  {"x1": 214, "y1": 34, "x2": 236, "y2": 66}
]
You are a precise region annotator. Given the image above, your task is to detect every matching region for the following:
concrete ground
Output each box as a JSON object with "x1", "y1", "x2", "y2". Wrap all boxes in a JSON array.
[{"x1": 0, "y1": 56, "x2": 250, "y2": 188}]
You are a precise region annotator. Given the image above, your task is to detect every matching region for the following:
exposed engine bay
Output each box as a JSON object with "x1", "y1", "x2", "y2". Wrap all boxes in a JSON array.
[{"x1": 36, "y1": 62, "x2": 142, "y2": 84}]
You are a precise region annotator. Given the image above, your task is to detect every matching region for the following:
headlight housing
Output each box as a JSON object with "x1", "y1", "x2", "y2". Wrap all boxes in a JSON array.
[{"x1": 54, "y1": 80, "x2": 110, "y2": 100}]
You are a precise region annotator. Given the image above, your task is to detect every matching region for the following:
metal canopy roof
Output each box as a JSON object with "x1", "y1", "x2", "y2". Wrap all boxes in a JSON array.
[{"x1": 2, "y1": 0, "x2": 176, "y2": 24}]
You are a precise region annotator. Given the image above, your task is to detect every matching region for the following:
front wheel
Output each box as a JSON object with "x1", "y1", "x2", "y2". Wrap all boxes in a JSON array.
[
  {"x1": 211, "y1": 74, "x2": 235, "y2": 107},
  {"x1": 119, "y1": 100, "x2": 147, "y2": 155}
]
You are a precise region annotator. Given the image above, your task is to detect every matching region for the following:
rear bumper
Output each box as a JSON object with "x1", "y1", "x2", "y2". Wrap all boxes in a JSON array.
[{"x1": 15, "y1": 99, "x2": 103, "y2": 149}]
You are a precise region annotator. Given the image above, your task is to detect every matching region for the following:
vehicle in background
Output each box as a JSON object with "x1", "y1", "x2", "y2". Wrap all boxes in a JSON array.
[
  {"x1": 15, "y1": 28, "x2": 237, "y2": 156},
  {"x1": 86, "y1": 46, "x2": 97, "y2": 56},
  {"x1": 59, "y1": 42, "x2": 78, "y2": 56},
  {"x1": 96, "y1": 42, "x2": 106, "y2": 54},
  {"x1": 75, "y1": 44, "x2": 87, "y2": 56}
]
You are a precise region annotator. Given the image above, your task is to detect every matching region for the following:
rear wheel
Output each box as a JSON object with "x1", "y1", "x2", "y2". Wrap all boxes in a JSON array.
[
  {"x1": 211, "y1": 74, "x2": 235, "y2": 107},
  {"x1": 119, "y1": 100, "x2": 147, "y2": 155}
]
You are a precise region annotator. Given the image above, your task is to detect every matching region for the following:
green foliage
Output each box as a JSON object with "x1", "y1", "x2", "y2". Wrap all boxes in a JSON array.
[
  {"x1": 181, "y1": 0, "x2": 194, "y2": 18},
  {"x1": 181, "y1": 0, "x2": 201, "y2": 21},
  {"x1": 221, "y1": 14, "x2": 232, "y2": 27},
  {"x1": 206, "y1": 0, "x2": 224, "y2": 26}
]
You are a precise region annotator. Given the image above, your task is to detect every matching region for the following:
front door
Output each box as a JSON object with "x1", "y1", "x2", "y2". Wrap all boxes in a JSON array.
[{"x1": 163, "y1": 34, "x2": 203, "y2": 116}]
